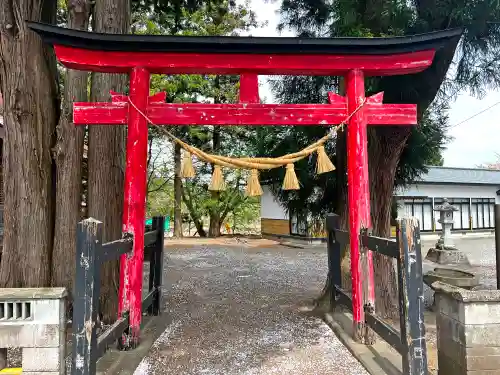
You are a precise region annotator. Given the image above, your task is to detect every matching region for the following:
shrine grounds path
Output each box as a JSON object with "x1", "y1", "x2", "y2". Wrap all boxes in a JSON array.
[{"x1": 132, "y1": 241, "x2": 368, "y2": 375}]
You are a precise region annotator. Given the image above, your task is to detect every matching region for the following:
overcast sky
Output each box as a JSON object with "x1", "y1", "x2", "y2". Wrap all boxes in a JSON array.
[{"x1": 242, "y1": 0, "x2": 500, "y2": 168}]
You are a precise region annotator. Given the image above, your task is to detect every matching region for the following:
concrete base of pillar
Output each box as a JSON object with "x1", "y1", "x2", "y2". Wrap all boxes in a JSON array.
[{"x1": 425, "y1": 247, "x2": 470, "y2": 266}]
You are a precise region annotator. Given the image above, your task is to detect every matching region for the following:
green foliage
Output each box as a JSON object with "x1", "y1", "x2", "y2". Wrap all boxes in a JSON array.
[
  {"x1": 135, "y1": 0, "x2": 262, "y2": 233},
  {"x1": 131, "y1": 0, "x2": 239, "y2": 33},
  {"x1": 182, "y1": 173, "x2": 259, "y2": 230},
  {"x1": 265, "y1": 0, "x2": 500, "y2": 218},
  {"x1": 228, "y1": 195, "x2": 260, "y2": 232},
  {"x1": 147, "y1": 179, "x2": 174, "y2": 217},
  {"x1": 396, "y1": 105, "x2": 450, "y2": 185}
]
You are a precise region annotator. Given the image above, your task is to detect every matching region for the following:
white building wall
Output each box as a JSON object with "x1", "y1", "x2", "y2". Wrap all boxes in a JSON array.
[
  {"x1": 395, "y1": 183, "x2": 500, "y2": 231},
  {"x1": 396, "y1": 183, "x2": 500, "y2": 203},
  {"x1": 261, "y1": 185, "x2": 289, "y2": 220}
]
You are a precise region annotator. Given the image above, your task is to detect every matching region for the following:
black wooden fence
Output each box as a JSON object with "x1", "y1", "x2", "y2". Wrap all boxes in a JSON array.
[
  {"x1": 72, "y1": 216, "x2": 165, "y2": 375},
  {"x1": 326, "y1": 214, "x2": 427, "y2": 375}
]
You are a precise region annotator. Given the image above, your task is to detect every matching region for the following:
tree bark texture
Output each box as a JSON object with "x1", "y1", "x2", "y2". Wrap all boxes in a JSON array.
[
  {"x1": 368, "y1": 126, "x2": 411, "y2": 318},
  {"x1": 182, "y1": 186, "x2": 206, "y2": 237},
  {"x1": 334, "y1": 129, "x2": 352, "y2": 291},
  {"x1": 335, "y1": 80, "x2": 352, "y2": 291},
  {"x1": 51, "y1": 0, "x2": 91, "y2": 296},
  {"x1": 88, "y1": 0, "x2": 129, "y2": 322},
  {"x1": 173, "y1": 142, "x2": 183, "y2": 237},
  {"x1": 0, "y1": 0, "x2": 59, "y2": 287}
]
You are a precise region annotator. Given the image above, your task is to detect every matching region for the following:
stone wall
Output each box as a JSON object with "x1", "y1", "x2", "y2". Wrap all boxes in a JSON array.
[
  {"x1": 434, "y1": 281, "x2": 500, "y2": 375},
  {"x1": 0, "y1": 288, "x2": 67, "y2": 375}
]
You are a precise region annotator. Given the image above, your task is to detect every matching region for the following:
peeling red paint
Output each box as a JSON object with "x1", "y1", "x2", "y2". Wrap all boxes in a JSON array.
[
  {"x1": 345, "y1": 69, "x2": 367, "y2": 324},
  {"x1": 340, "y1": 70, "x2": 418, "y2": 326},
  {"x1": 73, "y1": 102, "x2": 416, "y2": 126},
  {"x1": 118, "y1": 67, "x2": 150, "y2": 341}
]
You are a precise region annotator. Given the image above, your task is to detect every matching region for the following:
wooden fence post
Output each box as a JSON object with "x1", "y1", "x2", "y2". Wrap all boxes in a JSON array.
[
  {"x1": 396, "y1": 217, "x2": 428, "y2": 375},
  {"x1": 72, "y1": 218, "x2": 103, "y2": 375},
  {"x1": 360, "y1": 228, "x2": 375, "y2": 345},
  {"x1": 326, "y1": 214, "x2": 341, "y2": 308},
  {"x1": 148, "y1": 216, "x2": 165, "y2": 315}
]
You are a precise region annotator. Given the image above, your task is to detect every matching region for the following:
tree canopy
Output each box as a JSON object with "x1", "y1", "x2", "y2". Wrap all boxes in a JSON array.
[
  {"x1": 259, "y1": 0, "x2": 500, "y2": 221},
  {"x1": 138, "y1": 0, "x2": 262, "y2": 236}
]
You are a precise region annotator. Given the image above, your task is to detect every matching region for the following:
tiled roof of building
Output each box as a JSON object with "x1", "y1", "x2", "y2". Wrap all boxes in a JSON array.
[{"x1": 417, "y1": 166, "x2": 500, "y2": 185}]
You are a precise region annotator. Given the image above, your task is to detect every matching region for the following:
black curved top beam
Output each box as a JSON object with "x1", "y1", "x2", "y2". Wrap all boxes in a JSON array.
[{"x1": 28, "y1": 22, "x2": 463, "y2": 55}]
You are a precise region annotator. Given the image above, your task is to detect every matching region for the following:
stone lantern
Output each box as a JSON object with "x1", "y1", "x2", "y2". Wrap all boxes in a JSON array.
[
  {"x1": 435, "y1": 198, "x2": 458, "y2": 250},
  {"x1": 426, "y1": 198, "x2": 470, "y2": 265}
]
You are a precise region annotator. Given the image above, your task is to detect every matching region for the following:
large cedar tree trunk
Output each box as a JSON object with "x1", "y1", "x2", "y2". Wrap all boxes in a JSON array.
[
  {"x1": 88, "y1": 0, "x2": 129, "y2": 322},
  {"x1": 0, "y1": 0, "x2": 59, "y2": 287},
  {"x1": 368, "y1": 126, "x2": 411, "y2": 318},
  {"x1": 173, "y1": 142, "x2": 183, "y2": 237},
  {"x1": 316, "y1": 126, "x2": 410, "y2": 319},
  {"x1": 51, "y1": 0, "x2": 91, "y2": 296}
]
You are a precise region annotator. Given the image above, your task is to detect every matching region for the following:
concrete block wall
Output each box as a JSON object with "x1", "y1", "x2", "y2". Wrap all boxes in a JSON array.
[
  {"x1": 434, "y1": 281, "x2": 500, "y2": 375},
  {"x1": 0, "y1": 288, "x2": 67, "y2": 375}
]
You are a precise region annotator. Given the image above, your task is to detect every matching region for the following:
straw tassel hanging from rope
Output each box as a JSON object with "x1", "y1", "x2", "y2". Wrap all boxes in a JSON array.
[
  {"x1": 181, "y1": 151, "x2": 196, "y2": 178},
  {"x1": 245, "y1": 169, "x2": 263, "y2": 196},
  {"x1": 315, "y1": 146, "x2": 335, "y2": 174},
  {"x1": 208, "y1": 165, "x2": 226, "y2": 191},
  {"x1": 282, "y1": 163, "x2": 300, "y2": 190}
]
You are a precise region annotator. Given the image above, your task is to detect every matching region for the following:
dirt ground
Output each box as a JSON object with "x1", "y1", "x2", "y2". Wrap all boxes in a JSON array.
[
  {"x1": 133, "y1": 244, "x2": 368, "y2": 375},
  {"x1": 163, "y1": 237, "x2": 283, "y2": 249}
]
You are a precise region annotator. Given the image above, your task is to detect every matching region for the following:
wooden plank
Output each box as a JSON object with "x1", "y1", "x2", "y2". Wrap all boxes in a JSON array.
[
  {"x1": 334, "y1": 286, "x2": 353, "y2": 311},
  {"x1": 334, "y1": 229, "x2": 350, "y2": 248},
  {"x1": 366, "y1": 104, "x2": 417, "y2": 124},
  {"x1": 364, "y1": 310, "x2": 403, "y2": 354},
  {"x1": 360, "y1": 229, "x2": 375, "y2": 345},
  {"x1": 397, "y1": 218, "x2": 428, "y2": 375},
  {"x1": 141, "y1": 288, "x2": 156, "y2": 312},
  {"x1": 99, "y1": 236, "x2": 133, "y2": 263},
  {"x1": 54, "y1": 44, "x2": 435, "y2": 76},
  {"x1": 326, "y1": 214, "x2": 342, "y2": 308},
  {"x1": 144, "y1": 230, "x2": 158, "y2": 247},
  {"x1": 96, "y1": 317, "x2": 129, "y2": 360},
  {"x1": 72, "y1": 218, "x2": 102, "y2": 375},
  {"x1": 73, "y1": 101, "x2": 417, "y2": 126},
  {"x1": 73, "y1": 102, "x2": 128, "y2": 124},
  {"x1": 74, "y1": 102, "x2": 349, "y2": 126},
  {"x1": 148, "y1": 216, "x2": 165, "y2": 315},
  {"x1": 362, "y1": 234, "x2": 399, "y2": 258}
]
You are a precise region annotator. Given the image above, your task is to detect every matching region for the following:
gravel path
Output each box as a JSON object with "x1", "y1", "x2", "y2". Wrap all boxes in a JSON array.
[{"x1": 133, "y1": 245, "x2": 368, "y2": 375}]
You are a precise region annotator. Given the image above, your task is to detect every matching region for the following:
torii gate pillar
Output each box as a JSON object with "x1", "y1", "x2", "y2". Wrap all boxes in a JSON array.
[
  {"x1": 118, "y1": 67, "x2": 150, "y2": 341},
  {"x1": 345, "y1": 69, "x2": 374, "y2": 339}
]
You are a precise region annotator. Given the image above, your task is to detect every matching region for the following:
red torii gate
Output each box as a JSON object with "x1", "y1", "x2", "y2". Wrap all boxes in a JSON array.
[{"x1": 29, "y1": 22, "x2": 462, "y2": 345}]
